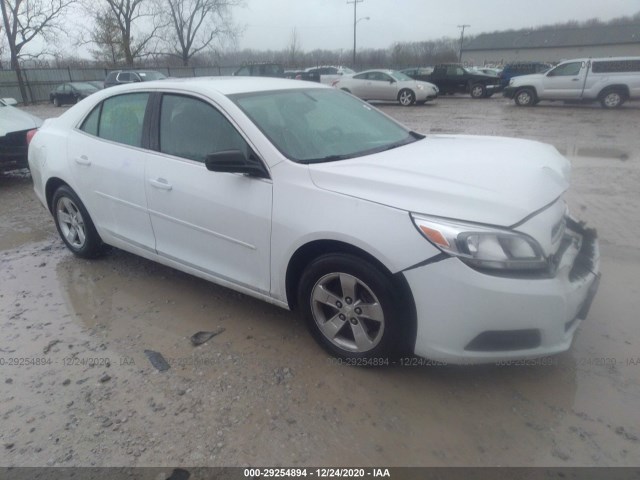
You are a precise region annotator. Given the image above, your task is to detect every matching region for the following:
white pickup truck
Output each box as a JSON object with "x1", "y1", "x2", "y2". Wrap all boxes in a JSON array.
[{"x1": 503, "y1": 57, "x2": 640, "y2": 108}]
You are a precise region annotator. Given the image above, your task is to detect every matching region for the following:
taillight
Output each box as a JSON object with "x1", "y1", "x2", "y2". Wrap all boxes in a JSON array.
[
  {"x1": 331, "y1": 80, "x2": 339, "y2": 87},
  {"x1": 295, "y1": 74, "x2": 302, "y2": 80},
  {"x1": 26, "y1": 129, "x2": 38, "y2": 145}
]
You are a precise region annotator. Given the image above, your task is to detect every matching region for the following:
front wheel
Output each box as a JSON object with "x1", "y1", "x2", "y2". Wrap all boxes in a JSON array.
[
  {"x1": 514, "y1": 88, "x2": 536, "y2": 106},
  {"x1": 298, "y1": 253, "x2": 409, "y2": 361},
  {"x1": 53, "y1": 96, "x2": 60, "y2": 107},
  {"x1": 470, "y1": 83, "x2": 486, "y2": 99},
  {"x1": 398, "y1": 89, "x2": 416, "y2": 106},
  {"x1": 52, "y1": 185, "x2": 105, "y2": 258}
]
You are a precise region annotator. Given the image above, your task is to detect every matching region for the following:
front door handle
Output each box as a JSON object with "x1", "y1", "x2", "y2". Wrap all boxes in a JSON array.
[
  {"x1": 74, "y1": 155, "x2": 91, "y2": 166},
  {"x1": 149, "y1": 178, "x2": 172, "y2": 191},
  {"x1": 572, "y1": 78, "x2": 580, "y2": 81}
]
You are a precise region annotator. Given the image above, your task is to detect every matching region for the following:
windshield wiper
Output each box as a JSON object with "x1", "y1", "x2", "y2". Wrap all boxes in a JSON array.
[{"x1": 302, "y1": 154, "x2": 355, "y2": 164}]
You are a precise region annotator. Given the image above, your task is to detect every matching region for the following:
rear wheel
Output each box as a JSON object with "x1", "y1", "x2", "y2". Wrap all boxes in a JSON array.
[
  {"x1": 600, "y1": 90, "x2": 626, "y2": 109},
  {"x1": 53, "y1": 96, "x2": 60, "y2": 107},
  {"x1": 52, "y1": 186, "x2": 105, "y2": 258},
  {"x1": 298, "y1": 253, "x2": 408, "y2": 362},
  {"x1": 514, "y1": 88, "x2": 536, "y2": 107},
  {"x1": 398, "y1": 89, "x2": 416, "y2": 106}
]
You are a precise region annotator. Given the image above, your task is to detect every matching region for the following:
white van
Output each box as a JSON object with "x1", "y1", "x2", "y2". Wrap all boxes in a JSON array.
[{"x1": 503, "y1": 57, "x2": 640, "y2": 108}]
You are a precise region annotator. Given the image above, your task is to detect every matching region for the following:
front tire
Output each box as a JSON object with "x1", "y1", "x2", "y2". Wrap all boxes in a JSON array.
[
  {"x1": 53, "y1": 97, "x2": 60, "y2": 107},
  {"x1": 398, "y1": 89, "x2": 416, "y2": 106},
  {"x1": 52, "y1": 186, "x2": 105, "y2": 258},
  {"x1": 298, "y1": 253, "x2": 407, "y2": 361},
  {"x1": 514, "y1": 88, "x2": 536, "y2": 106},
  {"x1": 470, "y1": 83, "x2": 486, "y2": 99}
]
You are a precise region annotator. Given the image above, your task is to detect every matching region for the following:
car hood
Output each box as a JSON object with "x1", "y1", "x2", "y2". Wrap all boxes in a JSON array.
[
  {"x1": 308, "y1": 135, "x2": 570, "y2": 227},
  {"x1": 510, "y1": 73, "x2": 545, "y2": 85},
  {"x1": 412, "y1": 80, "x2": 438, "y2": 90},
  {"x1": 0, "y1": 105, "x2": 43, "y2": 136}
]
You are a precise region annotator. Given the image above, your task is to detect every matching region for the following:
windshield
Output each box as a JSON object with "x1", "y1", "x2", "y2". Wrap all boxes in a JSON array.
[
  {"x1": 70, "y1": 82, "x2": 98, "y2": 91},
  {"x1": 232, "y1": 89, "x2": 419, "y2": 164},
  {"x1": 389, "y1": 71, "x2": 413, "y2": 82},
  {"x1": 139, "y1": 72, "x2": 166, "y2": 81}
]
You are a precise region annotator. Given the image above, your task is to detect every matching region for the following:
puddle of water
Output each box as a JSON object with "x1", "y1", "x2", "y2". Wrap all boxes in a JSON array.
[{"x1": 557, "y1": 145, "x2": 633, "y2": 162}]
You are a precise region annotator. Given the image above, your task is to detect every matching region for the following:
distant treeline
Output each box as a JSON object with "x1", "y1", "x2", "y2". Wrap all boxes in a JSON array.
[{"x1": 12, "y1": 10, "x2": 640, "y2": 71}]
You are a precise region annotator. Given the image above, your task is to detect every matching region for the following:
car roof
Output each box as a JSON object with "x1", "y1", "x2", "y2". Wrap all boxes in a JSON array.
[
  {"x1": 100, "y1": 76, "x2": 330, "y2": 96},
  {"x1": 355, "y1": 69, "x2": 396, "y2": 74}
]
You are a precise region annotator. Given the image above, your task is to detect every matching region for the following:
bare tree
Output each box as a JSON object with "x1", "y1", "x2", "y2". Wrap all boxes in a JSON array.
[
  {"x1": 1, "y1": 0, "x2": 76, "y2": 103},
  {"x1": 162, "y1": 0, "x2": 240, "y2": 67},
  {"x1": 103, "y1": 0, "x2": 163, "y2": 65},
  {"x1": 287, "y1": 27, "x2": 301, "y2": 67},
  {"x1": 89, "y1": 9, "x2": 124, "y2": 65}
]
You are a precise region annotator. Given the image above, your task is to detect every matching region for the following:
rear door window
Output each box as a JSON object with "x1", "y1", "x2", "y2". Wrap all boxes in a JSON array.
[{"x1": 97, "y1": 93, "x2": 149, "y2": 147}]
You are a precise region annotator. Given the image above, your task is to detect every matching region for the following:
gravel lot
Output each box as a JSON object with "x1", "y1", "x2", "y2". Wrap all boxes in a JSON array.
[{"x1": 1, "y1": 96, "x2": 639, "y2": 468}]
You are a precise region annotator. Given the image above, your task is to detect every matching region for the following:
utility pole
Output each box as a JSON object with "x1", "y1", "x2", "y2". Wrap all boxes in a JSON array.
[
  {"x1": 347, "y1": 0, "x2": 364, "y2": 66},
  {"x1": 458, "y1": 24, "x2": 470, "y2": 63}
]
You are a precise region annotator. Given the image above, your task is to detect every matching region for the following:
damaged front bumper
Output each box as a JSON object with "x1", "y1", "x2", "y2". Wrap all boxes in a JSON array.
[{"x1": 404, "y1": 218, "x2": 600, "y2": 364}]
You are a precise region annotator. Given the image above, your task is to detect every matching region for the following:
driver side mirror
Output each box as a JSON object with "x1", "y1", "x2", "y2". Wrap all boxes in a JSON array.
[{"x1": 205, "y1": 150, "x2": 269, "y2": 179}]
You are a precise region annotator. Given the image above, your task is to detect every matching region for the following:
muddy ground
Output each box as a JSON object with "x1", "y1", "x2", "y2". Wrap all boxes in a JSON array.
[{"x1": 1, "y1": 96, "x2": 639, "y2": 468}]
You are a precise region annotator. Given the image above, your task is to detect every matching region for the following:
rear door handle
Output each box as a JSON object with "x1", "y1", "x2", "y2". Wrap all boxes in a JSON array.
[
  {"x1": 74, "y1": 155, "x2": 91, "y2": 166},
  {"x1": 572, "y1": 78, "x2": 580, "y2": 81},
  {"x1": 149, "y1": 178, "x2": 172, "y2": 191}
]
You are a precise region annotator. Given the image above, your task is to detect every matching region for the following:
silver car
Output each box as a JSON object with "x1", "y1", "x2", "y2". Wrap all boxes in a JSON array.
[{"x1": 333, "y1": 69, "x2": 438, "y2": 106}]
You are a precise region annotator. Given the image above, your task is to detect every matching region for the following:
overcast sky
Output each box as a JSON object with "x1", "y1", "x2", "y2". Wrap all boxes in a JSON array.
[{"x1": 236, "y1": 0, "x2": 640, "y2": 51}]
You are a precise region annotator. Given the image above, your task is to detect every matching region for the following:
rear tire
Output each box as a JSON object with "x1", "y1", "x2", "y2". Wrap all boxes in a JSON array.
[
  {"x1": 599, "y1": 89, "x2": 626, "y2": 109},
  {"x1": 514, "y1": 88, "x2": 536, "y2": 107},
  {"x1": 298, "y1": 253, "x2": 408, "y2": 362},
  {"x1": 52, "y1": 186, "x2": 105, "y2": 258},
  {"x1": 53, "y1": 97, "x2": 60, "y2": 107}
]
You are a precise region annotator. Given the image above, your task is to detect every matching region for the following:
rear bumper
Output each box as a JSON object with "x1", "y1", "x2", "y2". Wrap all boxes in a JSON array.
[
  {"x1": 0, "y1": 140, "x2": 28, "y2": 172},
  {"x1": 404, "y1": 220, "x2": 600, "y2": 364}
]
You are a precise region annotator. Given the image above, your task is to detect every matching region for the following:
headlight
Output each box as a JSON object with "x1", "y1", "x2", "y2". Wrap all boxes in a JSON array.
[
  {"x1": 416, "y1": 84, "x2": 424, "y2": 90},
  {"x1": 411, "y1": 214, "x2": 547, "y2": 271}
]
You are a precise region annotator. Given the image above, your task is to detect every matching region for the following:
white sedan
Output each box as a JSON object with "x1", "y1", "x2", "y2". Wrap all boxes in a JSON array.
[
  {"x1": 333, "y1": 69, "x2": 439, "y2": 106},
  {"x1": 28, "y1": 77, "x2": 599, "y2": 364}
]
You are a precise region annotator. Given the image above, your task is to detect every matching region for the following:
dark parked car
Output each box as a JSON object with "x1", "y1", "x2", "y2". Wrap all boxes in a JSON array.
[
  {"x1": 88, "y1": 81, "x2": 105, "y2": 90},
  {"x1": 499, "y1": 62, "x2": 552, "y2": 88},
  {"x1": 104, "y1": 70, "x2": 167, "y2": 88},
  {"x1": 49, "y1": 82, "x2": 99, "y2": 107},
  {"x1": 404, "y1": 64, "x2": 501, "y2": 98},
  {"x1": 0, "y1": 98, "x2": 42, "y2": 171},
  {"x1": 233, "y1": 63, "x2": 284, "y2": 78}
]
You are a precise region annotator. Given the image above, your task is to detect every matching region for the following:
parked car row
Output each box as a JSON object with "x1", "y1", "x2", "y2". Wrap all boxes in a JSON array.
[{"x1": 49, "y1": 70, "x2": 167, "y2": 107}]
